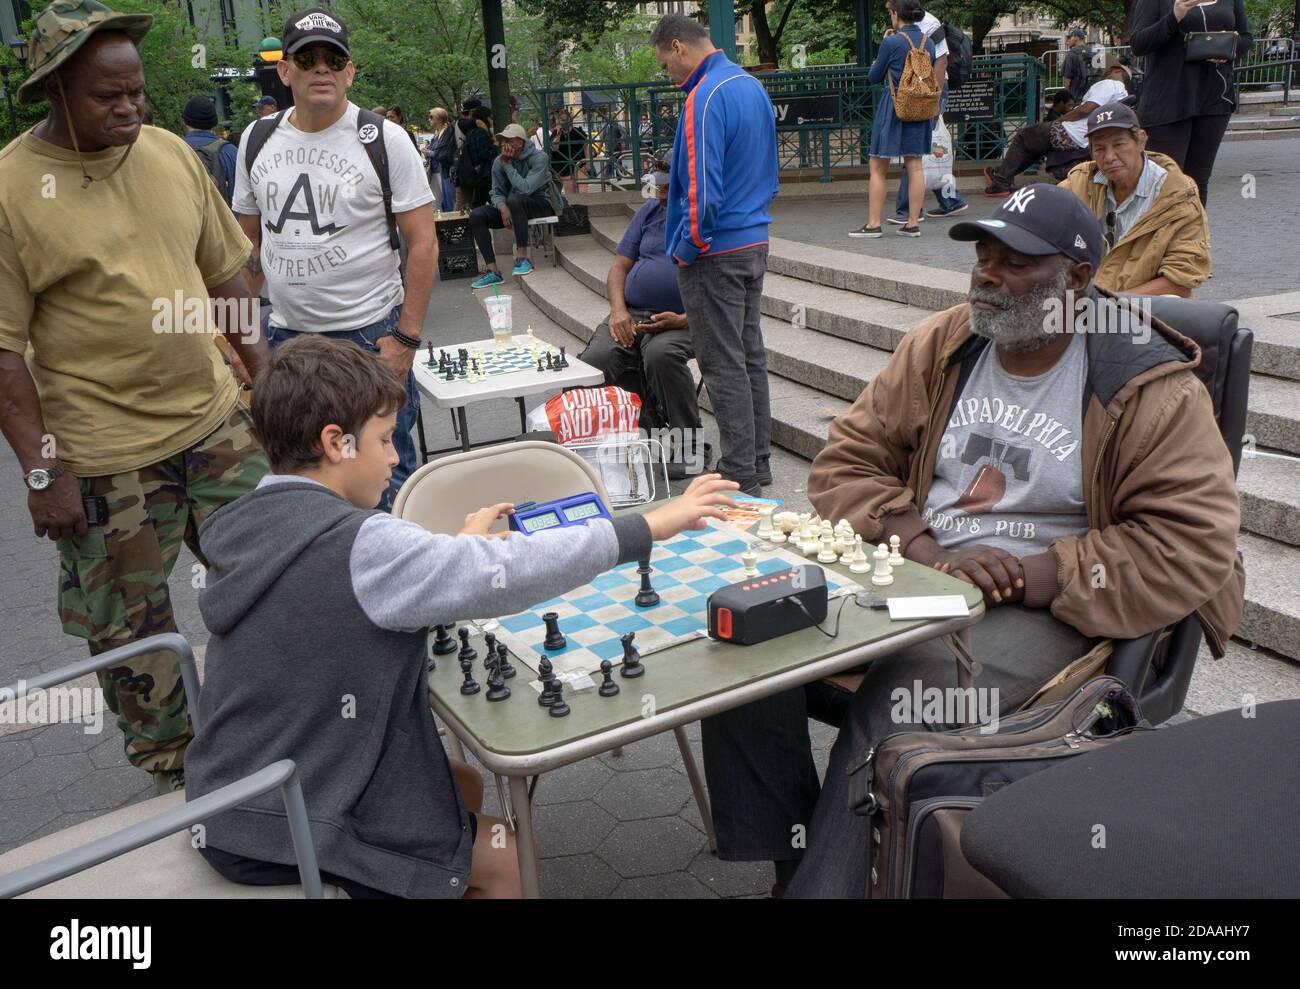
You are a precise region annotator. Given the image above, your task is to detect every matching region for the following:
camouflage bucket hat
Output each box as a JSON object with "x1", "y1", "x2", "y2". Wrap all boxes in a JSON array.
[{"x1": 17, "y1": 0, "x2": 154, "y2": 106}]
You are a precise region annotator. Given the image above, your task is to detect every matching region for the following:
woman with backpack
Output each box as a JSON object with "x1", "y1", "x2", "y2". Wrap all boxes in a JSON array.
[
  {"x1": 455, "y1": 107, "x2": 498, "y2": 210},
  {"x1": 849, "y1": 0, "x2": 938, "y2": 239}
]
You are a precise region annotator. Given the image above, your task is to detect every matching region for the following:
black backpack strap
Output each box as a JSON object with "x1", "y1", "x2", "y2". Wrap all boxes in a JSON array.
[
  {"x1": 356, "y1": 108, "x2": 401, "y2": 252},
  {"x1": 243, "y1": 111, "x2": 285, "y2": 181}
]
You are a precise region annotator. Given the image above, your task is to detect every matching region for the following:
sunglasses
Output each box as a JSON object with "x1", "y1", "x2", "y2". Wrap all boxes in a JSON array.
[{"x1": 291, "y1": 48, "x2": 349, "y2": 72}]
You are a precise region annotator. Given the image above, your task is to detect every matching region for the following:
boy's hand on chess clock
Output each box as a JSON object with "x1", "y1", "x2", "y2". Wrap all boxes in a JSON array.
[
  {"x1": 461, "y1": 502, "x2": 515, "y2": 538},
  {"x1": 644, "y1": 474, "x2": 739, "y2": 540}
]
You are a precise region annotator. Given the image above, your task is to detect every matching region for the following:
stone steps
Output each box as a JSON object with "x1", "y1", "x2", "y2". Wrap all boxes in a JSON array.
[{"x1": 530, "y1": 220, "x2": 1300, "y2": 662}]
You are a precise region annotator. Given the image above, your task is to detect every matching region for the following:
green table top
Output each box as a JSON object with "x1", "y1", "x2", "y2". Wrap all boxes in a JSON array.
[{"x1": 428, "y1": 515, "x2": 983, "y2": 766}]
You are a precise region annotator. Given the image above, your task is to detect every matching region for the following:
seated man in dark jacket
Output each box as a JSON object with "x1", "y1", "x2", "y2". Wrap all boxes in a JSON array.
[
  {"x1": 580, "y1": 166, "x2": 708, "y2": 477},
  {"x1": 469, "y1": 123, "x2": 558, "y2": 287}
]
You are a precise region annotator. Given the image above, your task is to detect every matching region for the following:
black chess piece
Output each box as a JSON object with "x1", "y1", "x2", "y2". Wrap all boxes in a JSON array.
[
  {"x1": 536, "y1": 358, "x2": 544, "y2": 373},
  {"x1": 619, "y1": 632, "x2": 644, "y2": 678},
  {"x1": 459, "y1": 658, "x2": 480, "y2": 695},
  {"x1": 634, "y1": 559, "x2": 659, "y2": 607},
  {"x1": 485, "y1": 656, "x2": 510, "y2": 701},
  {"x1": 598, "y1": 659, "x2": 620, "y2": 697},
  {"x1": 482, "y1": 632, "x2": 497, "y2": 669},
  {"x1": 433, "y1": 624, "x2": 457, "y2": 656},
  {"x1": 445, "y1": 366, "x2": 455, "y2": 382},
  {"x1": 457, "y1": 627, "x2": 477, "y2": 663},
  {"x1": 542, "y1": 612, "x2": 567, "y2": 650},
  {"x1": 496, "y1": 642, "x2": 516, "y2": 679},
  {"x1": 558, "y1": 345, "x2": 568, "y2": 368},
  {"x1": 548, "y1": 678, "x2": 570, "y2": 717},
  {"x1": 545, "y1": 351, "x2": 553, "y2": 370},
  {"x1": 537, "y1": 657, "x2": 556, "y2": 707},
  {"x1": 426, "y1": 341, "x2": 435, "y2": 365}
]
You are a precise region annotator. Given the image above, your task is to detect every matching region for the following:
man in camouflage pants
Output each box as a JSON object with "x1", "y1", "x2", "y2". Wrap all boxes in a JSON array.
[{"x1": 0, "y1": 1, "x2": 269, "y2": 793}]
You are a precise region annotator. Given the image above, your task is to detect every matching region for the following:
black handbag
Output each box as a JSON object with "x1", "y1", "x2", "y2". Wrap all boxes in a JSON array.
[{"x1": 1185, "y1": 31, "x2": 1238, "y2": 61}]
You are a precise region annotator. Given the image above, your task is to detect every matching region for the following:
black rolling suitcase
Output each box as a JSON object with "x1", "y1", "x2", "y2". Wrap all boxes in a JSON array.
[{"x1": 847, "y1": 676, "x2": 1144, "y2": 898}]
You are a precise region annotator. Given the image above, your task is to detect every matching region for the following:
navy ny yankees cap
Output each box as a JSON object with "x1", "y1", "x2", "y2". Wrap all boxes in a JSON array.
[
  {"x1": 950, "y1": 183, "x2": 1103, "y2": 273},
  {"x1": 1086, "y1": 101, "x2": 1141, "y2": 137},
  {"x1": 283, "y1": 7, "x2": 350, "y2": 57}
]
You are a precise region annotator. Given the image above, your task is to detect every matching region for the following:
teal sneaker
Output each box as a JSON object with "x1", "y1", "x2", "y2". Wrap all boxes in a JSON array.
[
  {"x1": 512, "y1": 258, "x2": 535, "y2": 277},
  {"x1": 471, "y1": 270, "x2": 504, "y2": 289}
]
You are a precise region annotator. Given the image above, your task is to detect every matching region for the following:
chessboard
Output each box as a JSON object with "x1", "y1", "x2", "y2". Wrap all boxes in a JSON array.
[
  {"x1": 493, "y1": 517, "x2": 865, "y2": 679},
  {"x1": 424, "y1": 340, "x2": 566, "y2": 382}
]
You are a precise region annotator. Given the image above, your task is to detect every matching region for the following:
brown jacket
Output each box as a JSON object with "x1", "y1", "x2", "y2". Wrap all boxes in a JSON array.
[
  {"x1": 808, "y1": 300, "x2": 1245, "y2": 657},
  {"x1": 1059, "y1": 152, "x2": 1210, "y2": 293}
]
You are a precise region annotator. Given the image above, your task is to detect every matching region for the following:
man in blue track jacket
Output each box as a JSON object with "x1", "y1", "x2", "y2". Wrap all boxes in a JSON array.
[{"x1": 654, "y1": 14, "x2": 780, "y2": 496}]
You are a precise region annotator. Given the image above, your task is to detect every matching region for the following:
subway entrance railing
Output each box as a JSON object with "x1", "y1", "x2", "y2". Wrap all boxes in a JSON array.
[{"x1": 533, "y1": 54, "x2": 1042, "y2": 187}]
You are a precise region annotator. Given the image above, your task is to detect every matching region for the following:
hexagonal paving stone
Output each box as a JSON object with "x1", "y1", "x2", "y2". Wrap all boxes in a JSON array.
[
  {"x1": 540, "y1": 853, "x2": 621, "y2": 899},
  {"x1": 532, "y1": 758, "x2": 614, "y2": 805},
  {"x1": 687, "y1": 847, "x2": 774, "y2": 898},
  {"x1": 597, "y1": 731, "x2": 682, "y2": 772},
  {"x1": 0, "y1": 736, "x2": 36, "y2": 777},
  {"x1": 594, "y1": 766, "x2": 691, "y2": 821},
  {"x1": 610, "y1": 872, "x2": 719, "y2": 898},
  {"x1": 30, "y1": 721, "x2": 103, "y2": 757},
  {"x1": 56, "y1": 764, "x2": 153, "y2": 814},
  {"x1": 2, "y1": 751, "x2": 96, "y2": 801},
  {"x1": 0, "y1": 795, "x2": 62, "y2": 847},
  {"x1": 596, "y1": 816, "x2": 705, "y2": 878},
  {"x1": 534, "y1": 800, "x2": 618, "y2": 857}
]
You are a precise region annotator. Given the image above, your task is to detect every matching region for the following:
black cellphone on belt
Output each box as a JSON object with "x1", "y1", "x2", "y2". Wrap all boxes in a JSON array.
[{"x1": 82, "y1": 495, "x2": 109, "y2": 526}]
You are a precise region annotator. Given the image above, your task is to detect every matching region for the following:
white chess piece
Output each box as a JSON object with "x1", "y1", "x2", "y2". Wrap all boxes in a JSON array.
[
  {"x1": 817, "y1": 526, "x2": 838, "y2": 563},
  {"x1": 888, "y1": 534, "x2": 905, "y2": 568},
  {"x1": 849, "y1": 536, "x2": 872, "y2": 574},
  {"x1": 742, "y1": 549, "x2": 759, "y2": 578},
  {"x1": 758, "y1": 506, "x2": 775, "y2": 541},
  {"x1": 871, "y1": 543, "x2": 894, "y2": 586}
]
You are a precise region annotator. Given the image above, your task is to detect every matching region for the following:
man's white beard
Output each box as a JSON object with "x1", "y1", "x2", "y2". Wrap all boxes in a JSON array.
[{"x1": 968, "y1": 264, "x2": 1071, "y2": 354}]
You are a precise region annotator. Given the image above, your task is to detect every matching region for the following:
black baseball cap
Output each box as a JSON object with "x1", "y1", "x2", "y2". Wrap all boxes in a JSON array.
[
  {"x1": 1086, "y1": 101, "x2": 1141, "y2": 137},
  {"x1": 950, "y1": 183, "x2": 1103, "y2": 273},
  {"x1": 282, "y1": 7, "x2": 350, "y2": 58}
]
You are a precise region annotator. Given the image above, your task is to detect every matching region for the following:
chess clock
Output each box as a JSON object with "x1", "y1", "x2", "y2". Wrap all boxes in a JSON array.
[{"x1": 509, "y1": 492, "x2": 613, "y2": 535}]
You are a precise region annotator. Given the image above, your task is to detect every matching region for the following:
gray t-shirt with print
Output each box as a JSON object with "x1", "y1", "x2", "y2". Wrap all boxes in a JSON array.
[{"x1": 922, "y1": 334, "x2": 1090, "y2": 555}]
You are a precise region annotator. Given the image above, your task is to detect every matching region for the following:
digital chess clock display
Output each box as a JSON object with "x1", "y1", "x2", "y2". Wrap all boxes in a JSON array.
[
  {"x1": 509, "y1": 492, "x2": 613, "y2": 535},
  {"x1": 562, "y1": 502, "x2": 602, "y2": 522},
  {"x1": 521, "y1": 511, "x2": 562, "y2": 532}
]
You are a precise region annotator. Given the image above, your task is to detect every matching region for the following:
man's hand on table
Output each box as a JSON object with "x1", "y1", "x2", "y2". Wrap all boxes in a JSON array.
[
  {"x1": 645, "y1": 474, "x2": 739, "y2": 540},
  {"x1": 462, "y1": 502, "x2": 515, "y2": 539},
  {"x1": 929, "y1": 544, "x2": 1025, "y2": 607}
]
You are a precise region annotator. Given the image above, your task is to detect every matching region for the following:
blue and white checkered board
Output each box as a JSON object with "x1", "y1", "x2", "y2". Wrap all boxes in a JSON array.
[
  {"x1": 424, "y1": 343, "x2": 559, "y2": 380},
  {"x1": 495, "y1": 517, "x2": 864, "y2": 677}
]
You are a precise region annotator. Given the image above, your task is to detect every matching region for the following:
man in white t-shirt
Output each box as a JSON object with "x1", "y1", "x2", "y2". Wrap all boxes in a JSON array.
[
  {"x1": 234, "y1": 7, "x2": 437, "y2": 511},
  {"x1": 985, "y1": 58, "x2": 1131, "y2": 196}
]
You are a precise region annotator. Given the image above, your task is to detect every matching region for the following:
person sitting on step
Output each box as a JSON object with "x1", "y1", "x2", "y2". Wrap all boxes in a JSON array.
[
  {"x1": 579, "y1": 165, "x2": 710, "y2": 478},
  {"x1": 469, "y1": 123, "x2": 561, "y2": 288},
  {"x1": 1059, "y1": 102, "x2": 1210, "y2": 297}
]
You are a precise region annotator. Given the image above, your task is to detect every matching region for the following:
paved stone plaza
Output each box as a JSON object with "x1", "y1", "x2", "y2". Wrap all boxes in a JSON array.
[{"x1": 2, "y1": 138, "x2": 1298, "y2": 896}]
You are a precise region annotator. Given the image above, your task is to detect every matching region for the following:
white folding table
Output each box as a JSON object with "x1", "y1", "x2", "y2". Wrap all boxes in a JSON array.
[{"x1": 412, "y1": 334, "x2": 605, "y2": 458}]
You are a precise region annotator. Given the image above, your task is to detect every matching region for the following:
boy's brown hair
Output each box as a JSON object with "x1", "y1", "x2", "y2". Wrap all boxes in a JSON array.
[{"x1": 251, "y1": 336, "x2": 408, "y2": 473}]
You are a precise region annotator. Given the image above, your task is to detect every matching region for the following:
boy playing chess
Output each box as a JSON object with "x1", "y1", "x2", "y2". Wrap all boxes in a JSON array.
[{"x1": 186, "y1": 336, "x2": 737, "y2": 898}]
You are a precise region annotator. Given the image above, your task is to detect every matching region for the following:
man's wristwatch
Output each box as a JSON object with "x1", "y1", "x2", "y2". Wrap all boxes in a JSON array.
[{"x1": 24, "y1": 463, "x2": 65, "y2": 491}]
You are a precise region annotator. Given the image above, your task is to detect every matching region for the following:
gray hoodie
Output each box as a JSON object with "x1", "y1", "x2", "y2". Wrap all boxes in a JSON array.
[{"x1": 186, "y1": 475, "x2": 650, "y2": 897}]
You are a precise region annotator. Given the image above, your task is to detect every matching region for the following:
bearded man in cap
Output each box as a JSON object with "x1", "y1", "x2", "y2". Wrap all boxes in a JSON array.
[
  {"x1": 0, "y1": 1, "x2": 269, "y2": 793},
  {"x1": 699, "y1": 183, "x2": 1245, "y2": 898}
]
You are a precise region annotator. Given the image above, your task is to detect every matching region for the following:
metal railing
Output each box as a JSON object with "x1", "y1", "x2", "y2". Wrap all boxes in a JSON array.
[
  {"x1": 535, "y1": 54, "x2": 1043, "y2": 179},
  {"x1": 0, "y1": 633, "x2": 324, "y2": 899},
  {"x1": 1041, "y1": 37, "x2": 1296, "y2": 93}
]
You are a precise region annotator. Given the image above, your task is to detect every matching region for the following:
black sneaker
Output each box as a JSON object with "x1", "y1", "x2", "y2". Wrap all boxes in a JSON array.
[
  {"x1": 848, "y1": 225, "x2": 882, "y2": 239},
  {"x1": 667, "y1": 441, "x2": 713, "y2": 481},
  {"x1": 755, "y1": 456, "x2": 773, "y2": 487},
  {"x1": 720, "y1": 474, "x2": 762, "y2": 497}
]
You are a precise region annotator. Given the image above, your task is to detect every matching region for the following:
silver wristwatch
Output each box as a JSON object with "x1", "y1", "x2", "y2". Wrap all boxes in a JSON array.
[{"x1": 23, "y1": 463, "x2": 65, "y2": 491}]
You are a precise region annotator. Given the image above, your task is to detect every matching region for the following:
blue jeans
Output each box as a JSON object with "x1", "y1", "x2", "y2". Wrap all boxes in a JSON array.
[{"x1": 263, "y1": 305, "x2": 419, "y2": 512}]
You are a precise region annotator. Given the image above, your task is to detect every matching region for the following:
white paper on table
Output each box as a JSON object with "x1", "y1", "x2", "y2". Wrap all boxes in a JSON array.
[{"x1": 886, "y1": 595, "x2": 971, "y2": 621}]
